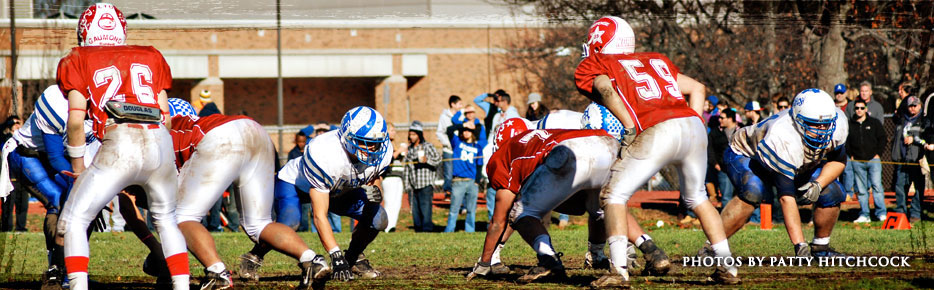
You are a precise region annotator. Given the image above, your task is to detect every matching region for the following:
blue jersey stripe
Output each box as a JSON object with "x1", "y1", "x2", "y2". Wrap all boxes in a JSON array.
[
  {"x1": 36, "y1": 94, "x2": 65, "y2": 133},
  {"x1": 303, "y1": 153, "x2": 334, "y2": 189},
  {"x1": 757, "y1": 141, "x2": 794, "y2": 178}
]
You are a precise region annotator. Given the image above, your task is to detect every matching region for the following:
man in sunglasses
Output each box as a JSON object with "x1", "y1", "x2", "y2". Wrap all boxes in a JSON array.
[
  {"x1": 846, "y1": 99, "x2": 888, "y2": 223},
  {"x1": 892, "y1": 96, "x2": 927, "y2": 224}
]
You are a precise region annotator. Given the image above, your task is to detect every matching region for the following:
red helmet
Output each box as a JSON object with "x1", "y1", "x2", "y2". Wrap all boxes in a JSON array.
[
  {"x1": 584, "y1": 16, "x2": 634, "y2": 57},
  {"x1": 77, "y1": 3, "x2": 127, "y2": 46},
  {"x1": 493, "y1": 118, "x2": 531, "y2": 150}
]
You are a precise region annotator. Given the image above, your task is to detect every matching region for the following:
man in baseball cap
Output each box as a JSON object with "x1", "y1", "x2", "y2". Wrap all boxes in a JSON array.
[{"x1": 833, "y1": 84, "x2": 848, "y2": 110}]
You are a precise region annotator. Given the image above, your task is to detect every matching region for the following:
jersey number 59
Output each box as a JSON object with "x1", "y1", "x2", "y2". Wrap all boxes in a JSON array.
[{"x1": 618, "y1": 59, "x2": 683, "y2": 101}]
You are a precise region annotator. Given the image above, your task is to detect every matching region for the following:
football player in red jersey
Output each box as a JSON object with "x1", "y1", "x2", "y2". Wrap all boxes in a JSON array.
[
  {"x1": 166, "y1": 101, "x2": 330, "y2": 290},
  {"x1": 55, "y1": 4, "x2": 189, "y2": 289},
  {"x1": 575, "y1": 16, "x2": 738, "y2": 287}
]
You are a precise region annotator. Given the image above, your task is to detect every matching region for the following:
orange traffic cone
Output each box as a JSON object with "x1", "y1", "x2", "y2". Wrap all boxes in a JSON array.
[
  {"x1": 760, "y1": 203, "x2": 773, "y2": 230},
  {"x1": 882, "y1": 212, "x2": 911, "y2": 230}
]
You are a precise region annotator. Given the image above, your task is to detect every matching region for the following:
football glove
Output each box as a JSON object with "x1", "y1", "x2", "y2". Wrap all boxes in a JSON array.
[
  {"x1": 798, "y1": 181, "x2": 822, "y2": 203},
  {"x1": 362, "y1": 185, "x2": 382, "y2": 204},
  {"x1": 330, "y1": 250, "x2": 354, "y2": 281}
]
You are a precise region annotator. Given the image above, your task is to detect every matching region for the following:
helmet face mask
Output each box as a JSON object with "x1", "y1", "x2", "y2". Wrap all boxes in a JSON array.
[
  {"x1": 339, "y1": 106, "x2": 389, "y2": 167},
  {"x1": 791, "y1": 89, "x2": 837, "y2": 150}
]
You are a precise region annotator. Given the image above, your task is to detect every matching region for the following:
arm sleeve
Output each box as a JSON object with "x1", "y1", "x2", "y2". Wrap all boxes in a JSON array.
[
  {"x1": 451, "y1": 111, "x2": 465, "y2": 125},
  {"x1": 56, "y1": 51, "x2": 86, "y2": 97},
  {"x1": 436, "y1": 113, "x2": 452, "y2": 149},
  {"x1": 873, "y1": 120, "x2": 888, "y2": 157},
  {"x1": 425, "y1": 144, "x2": 442, "y2": 167},
  {"x1": 474, "y1": 93, "x2": 492, "y2": 114},
  {"x1": 42, "y1": 133, "x2": 72, "y2": 173},
  {"x1": 447, "y1": 123, "x2": 462, "y2": 141},
  {"x1": 477, "y1": 122, "x2": 487, "y2": 143},
  {"x1": 300, "y1": 153, "x2": 335, "y2": 194},
  {"x1": 574, "y1": 57, "x2": 601, "y2": 95}
]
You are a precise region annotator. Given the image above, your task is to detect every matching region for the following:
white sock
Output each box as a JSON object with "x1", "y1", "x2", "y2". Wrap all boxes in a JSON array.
[
  {"x1": 328, "y1": 247, "x2": 341, "y2": 255},
  {"x1": 67, "y1": 272, "x2": 88, "y2": 290},
  {"x1": 532, "y1": 234, "x2": 556, "y2": 256},
  {"x1": 607, "y1": 235, "x2": 630, "y2": 280},
  {"x1": 491, "y1": 243, "x2": 504, "y2": 264},
  {"x1": 299, "y1": 249, "x2": 317, "y2": 263},
  {"x1": 171, "y1": 274, "x2": 190, "y2": 290},
  {"x1": 812, "y1": 237, "x2": 830, "y2": 245},
  {"x1": 206, "y1": 262, "x2": 226, "y2": 273},
  {"x1": 711, "y1": 240, "x2": 737, "y2": 276},
  {"x1": 635, "y1": 234, "x2": 651, "y2": 247}
]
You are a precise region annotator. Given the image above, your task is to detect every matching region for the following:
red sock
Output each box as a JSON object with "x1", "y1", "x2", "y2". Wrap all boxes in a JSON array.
[
  {"x1": 165, "y1": 252, "x2": 190, "y2": 276},
  {"x1": 65, "y1": 256, "x2": 89, "y2": 274}
]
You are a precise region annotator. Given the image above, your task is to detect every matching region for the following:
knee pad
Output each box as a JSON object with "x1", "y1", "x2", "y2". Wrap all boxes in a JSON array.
[
  {"x1": 736, "y1": 172, "x2": 765, "y2": 205},
  {"x1": 243, "y1": 221, "x2": 271, "y2": 242},
  {"x1": 683, "y1": 189, "x2": 708, "y2": 209},
  {"x1": 370, "y1": 207, "x2": 388, "y2": 231},
  {"x1": 815, "y1": 181, "x2": 845, "y2": 208}
]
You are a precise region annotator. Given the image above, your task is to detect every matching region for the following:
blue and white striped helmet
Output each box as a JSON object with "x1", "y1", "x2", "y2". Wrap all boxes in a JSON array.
[
  {"x1": 582, "y1": 102, "x2": 624, "y2": 141},
  {"x1": 339, "y1": 106, "x2": 389, "y2": 166},
  {"x1": 168, "y1": 98, "x2": 197, "y2": 117},
  {"x1": 792, "y1": 89, "x2": 837, "y2": 150}
]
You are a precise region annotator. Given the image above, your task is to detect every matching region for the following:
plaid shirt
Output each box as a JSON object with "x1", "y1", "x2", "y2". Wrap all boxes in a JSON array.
[{"x1": 403, "y1": 141, "x2": 442, "y2": 191}]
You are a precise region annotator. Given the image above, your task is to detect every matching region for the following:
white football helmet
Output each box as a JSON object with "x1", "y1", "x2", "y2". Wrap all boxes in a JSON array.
[
  {"x1": 338, "y1": 106, "x2": 389, "y2": 166},
  {"x1": 583, "y1": 16, "x2": 635, "y2": 58},
  {"x1": 582, "y1": 102, "x2": 624, "y2": 142},
  {"x1": 791, "y1": 89, "x2": 837, "y2": 150},
  {"x1": 77, "y1": 3, "x2": 127, "y2": 46}
]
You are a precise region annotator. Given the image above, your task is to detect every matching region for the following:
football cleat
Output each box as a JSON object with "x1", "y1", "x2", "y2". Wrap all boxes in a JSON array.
[
  {"x1": 696, "y1": 243, "x2": 715, "y2": 258},
  {"x1": 518, "y1": 253, "x2": 565, "y2": 283},
  {"x1": 590, "y1": 273, "x2": 631, "y2": 289},
  {"x1": 794, "y1": 243, "x2": 811, "y2": 257},
  {"x1": 707, "y1": 266, "x2": 740, "y2": 285},
  {"x1": 199, "y1": 269, "x2": 233, "y2": 290},
  {"x1": 466, "y1": 261, "x2": 491, "y2": 281},
  {"x1": 350, "y1": 253, "x2": 381, "y2": 279},
  {"x1": 40, "y1": 265, "x2": 64, "y2": 290},
  {"x1": 584, "y1": 251, "x2": 611, "y2": 270},
  {"x1": 810, "y1": 243, "x2": 846, "y2": 257},
  {"x1": 298, "y1": 256, "x2": 331, "y2": 290},
  {"x1": 490, "y1": 262, "x2": 510, "y2": 275},
  {"x1": 238, "y1": 252, "x2": 263, "y2": 281},
  {"x1": 638, "y1": 240, "x2": 671, "y2": 275}
]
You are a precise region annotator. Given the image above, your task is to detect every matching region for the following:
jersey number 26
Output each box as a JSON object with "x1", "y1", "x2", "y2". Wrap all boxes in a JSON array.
[{"x1": 93, "y1": 64, "x2": 156, "y2": 106}]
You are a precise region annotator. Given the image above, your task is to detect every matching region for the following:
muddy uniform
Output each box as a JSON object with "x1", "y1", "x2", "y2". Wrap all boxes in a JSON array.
[
  {"x1": 55, "y1": 45, "x2": 189, "y2": 288},
  {"x1": 170, "y1": 114, "x2": 277, "y2": 241},
  {"x1": 575, "y1": 52, "x2": 708, "y2": 209},
  {"x1": 726, "y1": 109, "x2": 849, "y2": 206},
  {"x1": 488, "y1": 129, "x2": 617, "y2": 222}
]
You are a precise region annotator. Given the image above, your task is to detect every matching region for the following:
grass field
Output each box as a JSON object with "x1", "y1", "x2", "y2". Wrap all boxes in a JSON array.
[{"x1": 1, "y1": 207, "x2": 933, "y2": 289}]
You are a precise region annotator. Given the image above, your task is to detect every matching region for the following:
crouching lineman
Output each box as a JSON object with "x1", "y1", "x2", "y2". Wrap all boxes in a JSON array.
[
  {"x1": 56, "y1": 3, "x2": 190, "y2": 289},
  {"x1": 160, "y1": 100, "x2": 328, "y2": 289},
  {"x1": 468, "y1": 115, "x2": 670, "y2": 283},
  {"x1": 713, "y1": 89, "x2": 849, "y2": 258},
  {"x1": 240, "y1": 106, "x2": 391, "y2": 282},
  {"x1": 575, "y1": 16, "x2": 737, "y2": 287}
]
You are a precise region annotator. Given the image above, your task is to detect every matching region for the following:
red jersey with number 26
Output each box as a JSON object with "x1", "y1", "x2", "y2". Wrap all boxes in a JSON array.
[
  {"x1": 57, "y1": 45, "x2": 172, "y2": 139},
  {"x1": 575, "y1": 52, "x2": 700, "y2": 134},
  {"x1": 487, "y1": 129, "x2": 611, "y2": 193}
]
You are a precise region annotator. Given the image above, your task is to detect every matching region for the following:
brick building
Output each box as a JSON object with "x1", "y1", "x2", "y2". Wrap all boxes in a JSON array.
[{"x1": 1, "y1": 0, "x2": 549, "y2": 151}]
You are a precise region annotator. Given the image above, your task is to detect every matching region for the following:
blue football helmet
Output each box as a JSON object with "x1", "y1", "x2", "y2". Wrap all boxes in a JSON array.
[
  {"x1": 167, "y1": 98, "x2": 197, "y2": 117},
  {"x1": 338, "y1": 106, "x2": 389, "y2": 166},
  {"x1": 582, "y1": 102, "x2": 624, "y2": 141},
  {"x1": 791, "y1": 89, "x2": 837, "y2": 150}
]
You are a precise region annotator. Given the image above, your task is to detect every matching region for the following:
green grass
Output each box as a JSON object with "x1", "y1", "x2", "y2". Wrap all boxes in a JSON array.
[{"x1": 1, "y1": 208, "x2": 933, "y2": 289}]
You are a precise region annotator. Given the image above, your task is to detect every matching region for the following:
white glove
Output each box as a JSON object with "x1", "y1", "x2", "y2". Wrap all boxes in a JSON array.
[{"x1": 797, "y1": 181, "x2": 822, "y2": 203}]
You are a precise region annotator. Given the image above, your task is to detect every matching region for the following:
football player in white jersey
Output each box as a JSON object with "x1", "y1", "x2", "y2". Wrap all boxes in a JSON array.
[
  {"x1": 714, "y1": 89, "x2": 849, "y2": 257},
  {"x1": 0, "y1": 85, "x2": 100, "y2": 289},
  {"x1": 243, "y1": 106, "x2": 392, "y2": 283}
]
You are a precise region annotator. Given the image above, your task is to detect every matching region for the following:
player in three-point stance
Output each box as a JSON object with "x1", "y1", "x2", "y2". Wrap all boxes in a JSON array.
[
  {"x1": 161, "y1": 100, "x2": 329, "y2": 289},
  {"x1": 714, "y1": 89, "x2": 849, "y2": 258},
  {"x1": 55, "y1": 4, "x2": 189, "y2": 289},
  {"x1": 575, "y1": 16, "x2": 737, "y2": 287},
  {"x1": 239, "y1": 106, "x2": 391, "y2": 283}
]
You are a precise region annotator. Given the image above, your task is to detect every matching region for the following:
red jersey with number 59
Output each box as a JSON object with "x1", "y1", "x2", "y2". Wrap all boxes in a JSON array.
[
  {"x1": 487, "y1": 129, "x2": 611, "y2": 193},
  {"x1": 575, "y1": 52, "x2": 700, "y2": 134},
  {"x1": 57, "y1": 45, "x2": 172, "y2": 139}
]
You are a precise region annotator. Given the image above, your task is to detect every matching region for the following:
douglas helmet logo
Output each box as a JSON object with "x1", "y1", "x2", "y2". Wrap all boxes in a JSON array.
[{"x1": 99, "y1": 13, "x2": 116, "y2": 30}]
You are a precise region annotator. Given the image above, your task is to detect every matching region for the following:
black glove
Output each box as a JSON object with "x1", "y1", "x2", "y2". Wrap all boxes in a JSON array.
[
  {"x1": 621, "y1": 128, "x2": 636, "y2": 146},
  {"x1": 330, "y1": 250, "x2": 354, "y2": 281},
  {"x1": 362, "y1": 185, "x2": 382, "y2": 203}
]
